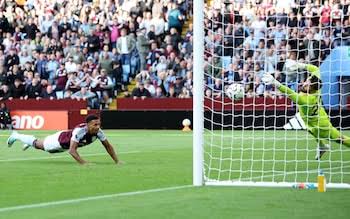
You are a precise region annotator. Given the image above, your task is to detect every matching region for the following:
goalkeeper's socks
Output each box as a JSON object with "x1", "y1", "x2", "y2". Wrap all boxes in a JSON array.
[
  {"x1": 315, "y1": 144, "x2": 330, "y2": 160},
  {"x1": 319, "y1": 144, "x2": 330, "y2": 150}
]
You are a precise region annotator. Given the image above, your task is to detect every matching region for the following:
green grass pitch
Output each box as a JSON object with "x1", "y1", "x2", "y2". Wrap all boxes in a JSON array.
[{"x1": 0, "y1": 130, "x2": 350, "y2": 219}]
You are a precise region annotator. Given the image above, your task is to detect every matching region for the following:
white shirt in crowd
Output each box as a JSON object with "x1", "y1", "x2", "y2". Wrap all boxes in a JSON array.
[
  {"x1": 145, "y1": 84, "x2": 156, "y2": 96},
  {"x1": 152, "y1": 18, "x2": 165, "y2": 36},
  {"x1": 120, "y1": 37, "x2": 129, "y2": 54},
  {"x1": 65, "y1": 61, "x2": 78, "y2": 73}
]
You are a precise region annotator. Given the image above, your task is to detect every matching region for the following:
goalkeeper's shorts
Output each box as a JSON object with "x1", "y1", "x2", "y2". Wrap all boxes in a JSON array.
[{"x1": 308, "y1": 126, "x2": 342, "y2": 141}]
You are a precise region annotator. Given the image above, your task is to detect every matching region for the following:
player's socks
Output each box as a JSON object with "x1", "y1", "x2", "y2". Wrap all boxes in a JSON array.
[
  {"x1": 22, "y1": 144, "x2": 31, "y2": 151},
  {"x1": 315, "y1": 144, "x2": 330, "y2": 160},
  {"x1": 7, "y1": 132, "x2": 35, "y2": 147}
]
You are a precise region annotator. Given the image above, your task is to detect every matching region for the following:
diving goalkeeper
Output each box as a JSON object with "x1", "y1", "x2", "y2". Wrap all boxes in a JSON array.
[{"x1": 262, "y1": 61, "x2": 350, "y2": 160}]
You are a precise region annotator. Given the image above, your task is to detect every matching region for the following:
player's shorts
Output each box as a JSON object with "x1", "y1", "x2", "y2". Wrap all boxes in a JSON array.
[{"x1": 43, "y1": 131, "x2": 66, "y2": 153}]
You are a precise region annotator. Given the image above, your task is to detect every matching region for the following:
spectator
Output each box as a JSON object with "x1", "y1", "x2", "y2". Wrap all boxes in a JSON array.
[
  {"x1": 109, "y1": 17, "x2": 122, "y2": 49},
  {"x1": 0, "y1": 102, "x2": 12, "y2": 129},
  {"x1": 96, "y1": 69, "x2": 114, "y2": 109},
  {"x1": 23, "y1": 17, "x2": 38, "y2": 40},
  {"x1": 136, "y1": 28, "x2": 150, "y2": 71},
  {"x1": 9, "y1": 78, "x2": 25, "y2": 99},
  {"x1": 144, "y1": 79, "x2": 156, "y2": 96},
  {"x1": 146, "y1": 42, "x2": 161, "y2": 70},
  {"x1": 0, "y1": 84, "x2": 11, "y2": 100},
  {"x1": 24, "y1": 78, "x2": 41, "y2": 99},
  {"x1": 135, "y1": 70, "x2": 151, "y2": 83},
  {"x1": 131, "y1": 81, "x2": 151, "y2": 100},
  {"x1": 40, "y1": 85, "x2": 57, "y2": 100},
  {"x1": 154, "y1": 86, "x2": 165, "y2": 98},
  {"x1": 65, "y1": 72, "x2": 80, "y2": 94},
  {"x1": 46, "y1": 54, "x2": 59, "y2": 83},
  {"x1": 54, "y1": 65, "x2": 68, "y2": 99},
  {"x1": 212, "y1": 78, "x2": 223, "y2": 99},
  {"x1": 117, "y1": 28, "x2": 136, "y2": 84},
  {"x1": 35, "y1": 53, "x2": 48, "y2": 80},
  {"x1": 65, "y1": 56, "x2": 78, "y2": 73},
  {"x1": 71, "y1": 86, "x2": 98, "y2": 109},
  {"x1": 110, "y1": 61, "x2": 123, "y2": 93},
  {"x1": 99, "y1": 52, "x2": 113, "y2": 75},
  {"x1": 167, "y1": 85, "x2": 177, "y2": 98},
  {"x1": 178, "y1": 86, "x2": 191, "y2": 98},
  {"x1": 167, "y1": 2, "x2": 184, "y2": 34},
  {"x1": 4, "y1": 48, "x2": 19, "y2": 70},
  {"x1": 173, "y1": 76, "x2": 184, "y2": 96}
]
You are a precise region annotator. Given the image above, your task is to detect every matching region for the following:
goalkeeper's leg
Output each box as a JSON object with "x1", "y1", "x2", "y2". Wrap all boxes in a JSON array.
[
  {"x1": 329, "y1": 127, "x2": 350, "y2": 147},
  {"x1": 312, "y1": 128, "x2": 350, "y2": 160},
  {"x1": 308, "y1": 128, "x2": 330, "y2": 160}
]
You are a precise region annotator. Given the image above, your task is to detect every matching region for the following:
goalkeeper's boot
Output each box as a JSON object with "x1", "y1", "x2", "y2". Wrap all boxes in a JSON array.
[
  {"x1": 7, "y1": 131, "x2": 19, "y2": 147},
  {"x1": 315, "y1": 144, "x2": 330, "y2": 160}
]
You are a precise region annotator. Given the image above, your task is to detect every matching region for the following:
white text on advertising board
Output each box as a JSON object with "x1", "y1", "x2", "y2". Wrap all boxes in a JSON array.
[{"x1": 12, "y1": 115, "x2": 45, "y2": 129}]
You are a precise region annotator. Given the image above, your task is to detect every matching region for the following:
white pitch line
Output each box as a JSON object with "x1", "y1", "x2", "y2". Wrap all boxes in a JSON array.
[
  {"x1": 0, "y1": 185, "x2": 193, "y2": 213},
  {"x1": 0, "y1": 151, "x2": 140, "y2": 162}
]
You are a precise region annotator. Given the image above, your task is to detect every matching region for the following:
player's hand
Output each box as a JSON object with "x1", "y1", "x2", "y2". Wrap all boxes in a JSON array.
[
  {"x1": 82, "y1": 161, "x2": 95, "y2": 166},
  {"x1": 116, "y1": 160, "x2": 124, "y2": 165}
]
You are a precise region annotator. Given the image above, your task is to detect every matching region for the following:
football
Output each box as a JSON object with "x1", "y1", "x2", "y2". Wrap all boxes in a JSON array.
[
  {"x1": 225, "y1": 83, "x2": 244, "y2": 100},
  {"x1": 182, "y1": 118, "x2": 191, "y2": 127}
]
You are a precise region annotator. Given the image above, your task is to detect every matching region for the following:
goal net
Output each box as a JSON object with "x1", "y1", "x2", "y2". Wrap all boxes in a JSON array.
[{"x1": 193, "y1": 0, "x2": 350, "y2": 188}]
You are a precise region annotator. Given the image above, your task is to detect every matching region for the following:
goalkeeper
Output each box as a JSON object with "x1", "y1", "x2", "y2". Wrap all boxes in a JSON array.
[{"x1": 262, "y1": 61, "x2": 350, "y2": 160}]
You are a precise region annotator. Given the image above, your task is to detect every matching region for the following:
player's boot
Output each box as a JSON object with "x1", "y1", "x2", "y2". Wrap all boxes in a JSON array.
[
  {"x1": 315, "y1": 144, "x2": 330, "y2": 160},
  {"x1": 23, "y1": 144, "x2": 31, "y2": 151},
  {"x1": 7, "y1": 131, "x2": 19, "y2": 147}
]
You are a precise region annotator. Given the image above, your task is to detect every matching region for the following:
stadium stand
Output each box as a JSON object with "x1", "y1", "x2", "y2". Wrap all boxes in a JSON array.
[
  {"x1": 0, "y1": 0, "x2": 194, "y2": 110},
  {"x1": 0, "y1": 0, "x2": 349, "y2": 110}
]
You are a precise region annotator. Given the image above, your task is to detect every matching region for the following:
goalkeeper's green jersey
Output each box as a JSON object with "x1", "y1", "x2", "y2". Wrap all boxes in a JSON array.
[{"x1": 278, "y1": 64, "x2": 332, "y2": 129}]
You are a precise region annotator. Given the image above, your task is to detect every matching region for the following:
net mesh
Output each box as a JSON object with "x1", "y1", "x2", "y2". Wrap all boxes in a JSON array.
[{"x1": 202, "y1": 0, "x2": 350, "y2": 186}]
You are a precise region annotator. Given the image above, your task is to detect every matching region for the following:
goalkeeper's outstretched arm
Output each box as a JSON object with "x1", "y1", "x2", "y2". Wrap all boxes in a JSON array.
[
  {"x1": 277, "y1": 84, "x2": 305, "y2": 105},
  {"x1": 286, "y1": 60, "x2": 321, "y2": 79},
  {"x1": 261, "y1": 73, "x2": 306, "y2": 105}
]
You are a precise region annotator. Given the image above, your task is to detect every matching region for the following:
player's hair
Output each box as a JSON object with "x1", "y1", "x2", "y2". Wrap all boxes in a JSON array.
[
  {"x1": 86, "y1": 114, "x2": 99, "y2": 123},
  {"x1": 309, "y1": 75, "x2": 322, "y2": 93}
]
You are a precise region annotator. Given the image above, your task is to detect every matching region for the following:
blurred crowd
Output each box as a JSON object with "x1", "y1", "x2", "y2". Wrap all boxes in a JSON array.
[
  {"x1": 204, "y1": 0, "x2": 350, "y2": 99},
  {"x1": 0, "y1": 0, "x2": 349, "y2": 105},
  {"x1": 0, "y1": 0, "x2": 193, "y2": 108}
]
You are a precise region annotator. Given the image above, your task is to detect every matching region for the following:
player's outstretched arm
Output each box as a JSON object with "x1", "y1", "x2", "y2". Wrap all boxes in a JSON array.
[
  {"x1": 101, "y1": 139, "x2": 122, "y2": 165},
  {"x1": 68, "y1": 141, "x2": 87, "y2": 165}
]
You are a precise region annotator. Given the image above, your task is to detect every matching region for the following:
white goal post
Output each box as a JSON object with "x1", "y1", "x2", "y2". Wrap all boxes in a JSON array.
[
  {"x1": 193, "y1": 0, "x2": 350, "y2": 188},
  {"x1": 193, "y1": 0, "x2": 204, "y2": 186}
]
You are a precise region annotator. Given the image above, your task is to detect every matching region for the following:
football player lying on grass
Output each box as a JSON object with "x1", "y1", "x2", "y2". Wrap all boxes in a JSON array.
[{"x1": 7, "y1": 114, "x2": 122, "y2": 165}]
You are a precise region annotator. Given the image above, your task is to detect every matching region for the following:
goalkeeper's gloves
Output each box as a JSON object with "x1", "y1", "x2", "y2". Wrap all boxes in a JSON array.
[
  {"x1": 261, "y1": 73, "x2": 281, "y2": 87},
  {"x1": 285, "y1": 59, "x2": 307, "y2": 71}
]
